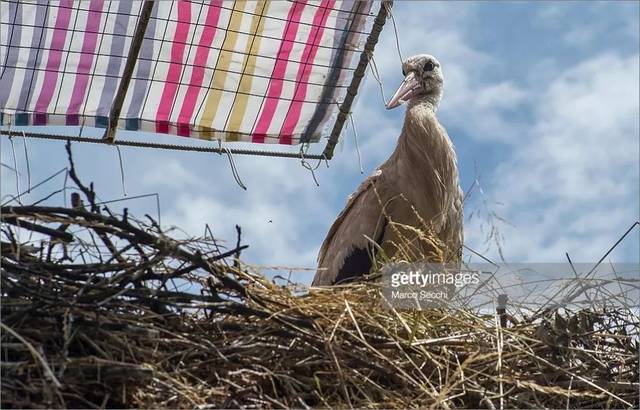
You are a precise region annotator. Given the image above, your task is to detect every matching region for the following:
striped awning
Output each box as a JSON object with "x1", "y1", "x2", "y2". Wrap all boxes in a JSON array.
[{"x1": 0, "y1": 1, "x2": 378, "y2": 145}]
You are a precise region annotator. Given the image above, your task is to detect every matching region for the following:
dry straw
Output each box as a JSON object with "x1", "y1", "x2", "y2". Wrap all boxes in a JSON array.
[{"x1": 1, "y1": 145, "x2": 638, "y2": 408}]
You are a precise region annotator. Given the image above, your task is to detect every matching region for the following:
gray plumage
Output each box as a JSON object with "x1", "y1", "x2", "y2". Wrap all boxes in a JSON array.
[{"x1": 313, "y1": 54, "x2": 463, "y2": 286}]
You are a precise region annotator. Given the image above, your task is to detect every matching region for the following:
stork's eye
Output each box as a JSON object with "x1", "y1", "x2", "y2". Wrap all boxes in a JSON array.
[
  {"x1": 402, "y1": 67, "x2": 406, "y2": 76},
  {"x1": 424, "y1": 61, "x2": 435, "y2": 72}
]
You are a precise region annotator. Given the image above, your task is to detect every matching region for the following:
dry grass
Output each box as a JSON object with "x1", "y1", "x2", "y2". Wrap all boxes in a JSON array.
[
  {"x1": 2, "y1": 201, "x2": 638, "y2": 409},
  {"x1": 1, "y1": 146, "x2": 638, "y2": 408}
]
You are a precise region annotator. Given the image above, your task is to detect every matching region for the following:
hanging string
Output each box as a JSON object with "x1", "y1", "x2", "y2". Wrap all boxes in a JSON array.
[
  {"x1": 300, "y1": 151, "x2": 320, "y2": 187},
  {"x1": 218, "y1": 139, "x2": 247, "y2": 190},
  {"x1": 115, "y1": 145, "x2": 128, "y2": 197},
  {"x1": 20, "y1": 131, "x2": 32, "y2": 194},
  {"x1": 366, "y1": 51, "x2": 387, "y2": 107},
  {"x1": 1, "y1": 167, "x2": 68, "y2": 207},
  {"x1": 224, "y1": 148, "x2": 247, "y2": 190},
  {"x1": 1, "y1": 119, "x2": 20, "y2": 204},
  {"x1": 300, "y1": 143, "x2": 329, "y2": 186},
  {"x1": 7, "y1": 134, "x2": 22, "y2": 204},
  {"x1": 3, "y1": 120, "x2": 32, "y2": 201},
  {"x1": 366, "y1": 2, "x2": 404, "y2": 109},
  {"x1": 62, "y1": 169, "x2": 70, "y2": 207},
  {"x1": 348, "y1": 111, "x2": 364, "y2": 174},
  {"x1": 383, "y1": 1, "x2": 404, "y2": 66}
]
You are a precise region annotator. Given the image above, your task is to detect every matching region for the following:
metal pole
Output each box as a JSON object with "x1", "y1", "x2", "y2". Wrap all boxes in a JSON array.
[
  {"x1": 103, "y1": 0, "x2": 155, "y2": 143},
  {"x1": 1, "y1": 130, "x2": 325, "y2": 160}
]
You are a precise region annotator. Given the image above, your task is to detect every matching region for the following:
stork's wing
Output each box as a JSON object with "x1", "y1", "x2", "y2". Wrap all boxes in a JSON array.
[
  {"x1": 442, "y1": 185, "x2": 464, "y2": 261},
  {"x1": 313, "y1": 171, "x2": 387, "y2": 286}
]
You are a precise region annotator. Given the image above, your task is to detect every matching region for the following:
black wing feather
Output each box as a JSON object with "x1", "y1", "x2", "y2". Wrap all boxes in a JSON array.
[{"x1": 333, "y1": 217, "x2": 387, "y2": 285}]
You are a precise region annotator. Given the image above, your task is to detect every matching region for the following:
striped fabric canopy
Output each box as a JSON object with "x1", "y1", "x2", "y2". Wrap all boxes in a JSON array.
[{"x1": 0, "y1": 0, "x2": 376, "y2": 145}]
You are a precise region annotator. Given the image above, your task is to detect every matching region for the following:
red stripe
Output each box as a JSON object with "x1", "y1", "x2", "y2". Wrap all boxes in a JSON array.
[
  {"x1": 66, "y1": 0, "x2": 104, "y2": 123},
  {"x1": 156, "y1": 1, "x2": 191, "y2": 134},
  {"x1": 251, "y1": 0, "x2": 307, "y2": 143},
  {"x1": 177, "y1": 0, "x2": 222, "y2": 137},
  {"x1": 33, "y1": 0, "x2": 73, "y2": 120},
  {"x1": 279, "y1": 0, "x2": 335, "y2": 144}
]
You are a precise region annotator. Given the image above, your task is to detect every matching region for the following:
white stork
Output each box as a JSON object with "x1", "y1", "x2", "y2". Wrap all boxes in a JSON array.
[{"x1": 313, "y1": 54, "x2": 463, "y2": 286}]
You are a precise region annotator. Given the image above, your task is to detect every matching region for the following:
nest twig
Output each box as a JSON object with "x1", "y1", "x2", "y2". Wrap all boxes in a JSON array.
[{"x1": 1, "y1": 145, "x2": 638, "y2": 408}]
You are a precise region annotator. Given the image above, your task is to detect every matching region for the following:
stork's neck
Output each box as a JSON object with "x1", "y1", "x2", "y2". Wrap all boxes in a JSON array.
[
  {"x1": 394, "y1": 92, "x2": 455, "y2": 167},
  {"x1": 407, "y1": 90, "x2": 441, "y2": 113}
]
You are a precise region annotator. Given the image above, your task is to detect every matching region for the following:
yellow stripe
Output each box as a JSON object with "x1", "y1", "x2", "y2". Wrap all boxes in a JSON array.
[
  {"x1": 199, "y1": 1, "x2": 248, "y2": 139},
  {"x1": 225, "y1": 0, "x2": 270, "y2": 141}
]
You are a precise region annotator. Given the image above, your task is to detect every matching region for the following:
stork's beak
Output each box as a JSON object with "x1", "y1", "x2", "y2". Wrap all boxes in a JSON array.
[{"x1": 386, "y1": 71, "x2": 424, "y2": 110}]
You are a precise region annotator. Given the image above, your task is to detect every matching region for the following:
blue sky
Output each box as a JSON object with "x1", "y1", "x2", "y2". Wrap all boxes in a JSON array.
[{"x1": 2, "y1": 1, "x2": 639, "y2": 283}]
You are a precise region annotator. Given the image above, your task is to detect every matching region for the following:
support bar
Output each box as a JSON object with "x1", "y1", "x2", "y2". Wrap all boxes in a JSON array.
[
  {"x1": 103, "y1": 0, "x2": 155, "y2": 143},
  {"x1": 1, "y1": 130, "x2": 324, "y2": 160},
  {"x1": 322, "y1": 0, "x2": 391, "y2": 160}
]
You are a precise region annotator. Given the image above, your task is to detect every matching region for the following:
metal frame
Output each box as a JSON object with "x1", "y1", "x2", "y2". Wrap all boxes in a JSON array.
[
  {"x1": 323, "y1": 0, "x2": 390, "y2": 159},
  {"x1": 103, "y1": 0, "x2": 155, "y2": 142},
  {"x1": 0, "y1": 129, "x2": 323, "y2": 159},
  {"x1": 1, "y1": 1, "x2": 391, "y2": 160}
]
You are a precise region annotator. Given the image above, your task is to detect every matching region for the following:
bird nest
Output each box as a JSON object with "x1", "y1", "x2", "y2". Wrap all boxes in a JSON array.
[{"x1": 1, "y1": 150, "x2": 638, "y2": 409}]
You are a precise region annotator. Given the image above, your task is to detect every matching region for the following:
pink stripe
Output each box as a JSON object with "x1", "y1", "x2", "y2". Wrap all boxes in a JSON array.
[
  {"x1": 279, "y1": 0, "x2": 335, "y2": 144},
  {"x1": 251, "y1": 0, "x2": 307, "y2": 143},
  {"x1": 156, "y1": 1, "x2": 191, "y2": 133},
  {"x1": 33, "y1": 0, "x2": 73, "y2": 117},
  {"x1": 66, "y1": 0, "x2": 104, "y2": 122},
  {"x1": 177, "y1": 0, "x2": 222, "y2": 137}
]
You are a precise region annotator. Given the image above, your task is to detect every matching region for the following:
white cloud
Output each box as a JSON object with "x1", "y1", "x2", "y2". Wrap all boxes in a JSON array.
[
  {"x1": 163, "y1": 192, "x2": 319, "y2": 267},
  {"x1": 534, "y1": 2, "x2": 640, "y2": 49},
  {"x1": 466, "y1": 53, "x2": 639, "y2": 262},
  {"x1": 137, "y1": 150, "x2": 338, "y2": 270},
  {"x1": 141, "y1": 158, "x2": 204, "y2": 190},
  {"x1": 563, "y1": 27, "x2": 596, "y2": 48},
  {"x1": 501, "y1": 54, "x2": 638, "y2": 201},
  {"x1": 143, "y1": 4, "x2": 638, "y2": 270},
  {"x1": 359, "y1": 3, "x2": 527, "y2": 143},
  {"x1": 4, "y1": 2, "x2": 636, "y2": 280}
]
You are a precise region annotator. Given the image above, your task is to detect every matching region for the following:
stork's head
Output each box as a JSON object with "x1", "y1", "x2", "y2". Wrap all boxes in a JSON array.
[{"x1": 386, "y1": 54, "x2": 443, "y2": 110}]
